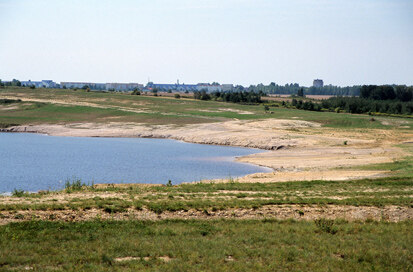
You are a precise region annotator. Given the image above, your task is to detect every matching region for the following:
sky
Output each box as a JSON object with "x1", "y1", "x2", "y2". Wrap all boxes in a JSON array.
[{"x1": 0, "y1": 0, "x2": 412, "y2": 87}]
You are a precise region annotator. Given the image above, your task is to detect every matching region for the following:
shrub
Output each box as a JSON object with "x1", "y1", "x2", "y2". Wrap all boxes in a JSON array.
[
  {"x1": 64, "y1": 178, "x2": 90, "y2": 192},
  {"x1": 174, "y1": 93, "x2": 181, "y2": 99},
  {"x1": 12, "y1": 189, "x2": 26, "y2": 197}
]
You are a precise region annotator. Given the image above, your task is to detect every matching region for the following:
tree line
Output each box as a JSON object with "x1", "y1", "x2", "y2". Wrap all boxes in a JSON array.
[
  {"x1": 193, "y1": 90, "x2": 263, "y2": 103},
  {"x1": 287, "y1": 85, "x2": 413, "y2": 115},
  {"x1": 246, "y1": 83, "x2": 361, "y2": 96},
  {"x1": 360, "y1": 85, "x2": 413, "y2": 102},
  {"x1": 0, "y1": 79, "x2": 21, "y2": 87}
]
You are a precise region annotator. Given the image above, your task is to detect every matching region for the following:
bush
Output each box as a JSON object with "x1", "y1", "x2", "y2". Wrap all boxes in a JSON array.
[
  {"x1": 12, "y1": 189, "x2": 26, "y2": 197},
  {"x1": 174, "y1": 93, "x2": 181, "y2": 99},
  {"x1": 64, "y1": 178, "x2": 91, "y2": 192},
  {"x1": 0, "y1": 99, "x2": 22, "y2": 105},
  {"x1": 315, "y1": 218, "x2": 337, "y2": 234}
]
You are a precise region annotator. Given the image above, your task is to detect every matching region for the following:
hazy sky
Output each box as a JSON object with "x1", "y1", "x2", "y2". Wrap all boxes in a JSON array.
[{"x1": 0, "y1": 0, "x2": 412, "y2": 86}]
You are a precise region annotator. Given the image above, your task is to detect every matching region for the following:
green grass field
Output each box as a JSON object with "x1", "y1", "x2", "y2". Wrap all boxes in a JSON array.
[
  {"x1": 1, "y1": 87, "x2": 412, "y2": 129},
  {"x1": 1, "y1": 220, "x2": 411, "y2": 271}
]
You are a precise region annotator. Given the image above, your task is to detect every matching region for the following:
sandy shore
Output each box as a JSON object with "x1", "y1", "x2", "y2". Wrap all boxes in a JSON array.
[{"x1": 3, "y1": 118, "x2": 410, "y2": 182}]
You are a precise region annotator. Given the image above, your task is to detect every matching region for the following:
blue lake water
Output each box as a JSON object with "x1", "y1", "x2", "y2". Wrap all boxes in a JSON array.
[{"x1": 0, "y1": 133, "x2": 271, "y2": 192}]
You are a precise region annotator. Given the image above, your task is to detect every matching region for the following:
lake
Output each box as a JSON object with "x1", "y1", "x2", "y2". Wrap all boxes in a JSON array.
[{"x1": 0, "y1": 133, "x2": 271, "y2": 193}]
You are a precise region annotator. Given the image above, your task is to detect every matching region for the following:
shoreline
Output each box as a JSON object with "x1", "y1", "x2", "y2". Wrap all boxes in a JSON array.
[
  {"x1": 0, "y1": 129, "x2": 274, "y2": 192},
  {"x1": 1, "y1": 120, "x2": 407, "y2": 185}
]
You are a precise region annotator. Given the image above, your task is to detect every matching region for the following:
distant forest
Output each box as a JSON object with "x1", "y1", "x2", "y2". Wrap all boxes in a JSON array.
[
  {"x1": 243, "y1": 83, "x2": 361, "y2": 96},
  {"x1": 290, "y1": 85, "x2": 413, "y2": 115}
]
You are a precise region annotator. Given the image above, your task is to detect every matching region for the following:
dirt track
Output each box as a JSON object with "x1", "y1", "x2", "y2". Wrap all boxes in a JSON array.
[{"x1": 1, "y1": 205, "x2": 411, "y2": 225}]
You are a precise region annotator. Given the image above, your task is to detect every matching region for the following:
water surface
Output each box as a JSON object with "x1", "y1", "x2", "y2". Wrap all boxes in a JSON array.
[{"x1": 0, "y1": 133, "x2": 271, "y2": 192}]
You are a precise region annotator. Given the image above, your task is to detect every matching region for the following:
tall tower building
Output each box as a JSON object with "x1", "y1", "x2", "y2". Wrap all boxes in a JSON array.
[{"x1": 313, "y1": 79, "x2": 324, "y2": 88}]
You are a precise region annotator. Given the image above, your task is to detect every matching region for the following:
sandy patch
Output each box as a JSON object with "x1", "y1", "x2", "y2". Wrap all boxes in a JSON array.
[
  {"x1": 0, "y1": 105, "x2": 20, "y2": 111},
  {"x1": 115, "y1": 256, "x2": 173, "y2": 262},
  {"x1": 237, "y1": 147, "x2": 399, "y2": 172},
  {"x1": 210, "y1": 170, "x2": 390, "y2": 183},
  {"x1": 217, "y1": 108, "x2": 254, "y2": 114}
]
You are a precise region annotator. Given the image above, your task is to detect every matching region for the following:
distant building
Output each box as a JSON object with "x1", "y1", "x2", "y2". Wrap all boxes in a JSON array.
[
  {"x1": 106, "y1": 83, "x2": 143, "y2": 91},
  {"x1": 196, "y1": 83, "x2": 222, "y2": 92},
  {"x1": 146, "y1": 82, "x2": 197, "y2": 92},
  {"x1": 61, "y1": 82, "x2": 95, "y2": 89},
  {"x1": 21, "y1": 80, "x2": 58, "y2": 88},
  {"x1": 221, "y1": 84, "x2": 234, "y2": 91},
  {"x1": 61, "y1": 82, "x2": 142, "y2": 91},
  {"x1": 313, "y1": 79, "x2": 324, "y2": 88}
]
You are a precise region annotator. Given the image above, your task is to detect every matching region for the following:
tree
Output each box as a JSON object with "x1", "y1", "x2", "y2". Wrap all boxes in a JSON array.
[
  {"x1": 11, "y1": 79, "x2": 21, "y2": 87},
  {"x1": 297, "y1": 88, "x2": 304, "y2": 97},
  {"x1": 200, "y1": 90, "x2": 211, "y2": 100},
  {"x1": 396, "y1": 86, "x2": 413, "y2": 102},
  {"x1": 131, "y1": 89, "x2": 141, "y2": 95}
]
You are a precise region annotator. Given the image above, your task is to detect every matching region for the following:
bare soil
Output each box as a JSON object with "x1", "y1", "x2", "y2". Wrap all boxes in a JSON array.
[{"x1": 1, "y1": 205, "x2": 411, "y2": 225}]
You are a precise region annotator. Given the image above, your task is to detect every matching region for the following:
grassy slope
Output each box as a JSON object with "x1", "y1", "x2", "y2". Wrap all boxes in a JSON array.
[
  {"x1": 1, "y1": 87, "x2": 412, "y2": 129},
  {"x1": 1, "y1": 220, "x2": 412, "y2": 271}
]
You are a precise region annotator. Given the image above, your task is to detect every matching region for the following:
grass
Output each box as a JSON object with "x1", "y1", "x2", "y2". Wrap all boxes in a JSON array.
[
  {"x1": 1, "y1": 176, "x2": 412, "y2": 212},
  {"x1": 64, "y1": 178, "x2": 94, "y2": 193},
  {"x1": 11, "y1": 189, "x2": 26, "y2": 197},
  {"x1": 1, "y1": 86, "x2": 412, "y2": 129},
  {"x1": 0, "y1": 219, "x2": 411, "y2": 271}
]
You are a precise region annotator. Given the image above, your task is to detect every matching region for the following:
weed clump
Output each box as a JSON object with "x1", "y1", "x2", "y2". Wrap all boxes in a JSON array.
[
  {"x1": 12, "y1": 189, "x2": 26, "y2": 197},
  {"x1": 101, "y1": 254, "x2": 113, "y2": 266},
  {"x1": 64, "y1": 178, "x2": 93, "y2": 193},
  {"x1": 315, "y1": 218, "x2": 338, "y2": 234}
]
